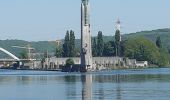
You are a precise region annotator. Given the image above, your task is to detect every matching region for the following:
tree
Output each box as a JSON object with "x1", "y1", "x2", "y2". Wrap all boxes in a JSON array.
[
  {"x1": 103, "y1": 41, "x2": 115, "y2": 56},
  {"x1": 62, "y1": 30, "x2": 77, "y2": 57},
  {"x1": 115, "y1": 30, "x2": 121, "y2": 42},
  {"x1": 124, "y1": 37, "x2": 169, "y2": 66},
  {"x1": 120, "y1": 41, "x2": 126, "y2": 57},
  {"x1": 115, "y1": 30, "x2": 121, "y2": 56},
  {"x1": 97, "y1": 31, "x2": 104, "y2": 56},
  {"x1": 44, "y1": 50, "x2": 49, "y2": 58},
  {"x1": 158, "y1": 48, "x2": 169, "y2": 66},
  {"x1": 69, "y1": 30, "x2": 76, "y2": 57},
  {"x1": 92, "y1": 38, "x2": 97, "y2": 57},
  {"x1": 20, "y1": 50, "x2": 28, "y2": 59},
  {"x1": 62, "y1": 31, "x2": 70, "y2": 57},
  {"x1": 55, "y1": 46, "x2": 62, "y2": 57},
  {"x1": 66, "y1": 58, "x2": 74, "y2": 66},
  {"x1": 156, "y1": 36, "x2": 162, "y2": 48}
]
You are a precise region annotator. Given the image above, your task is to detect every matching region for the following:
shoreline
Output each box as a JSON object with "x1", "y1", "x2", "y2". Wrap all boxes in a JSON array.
[
  {"x1": 0, "y1": 66, "x2": 170, "y2": 72},
  {"x1": 0, "y1": 68, "x2": 61, "y2": 72}
]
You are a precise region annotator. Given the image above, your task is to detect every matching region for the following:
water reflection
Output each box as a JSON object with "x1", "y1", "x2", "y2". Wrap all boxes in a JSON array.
[
  {"x1": 63, "y1": 74, "x2": 93, "y2": 100},
  {"x1": 81, "y1": 74, "x2": 92, "y2": 100},
  {"x1": 115, "y1": 75, "x2": 123, "y2": 100},
  {"x1": 1, "y1": 69, "x2": 170, "y2": 100},
  {"x1": 17, "y1": 76, "x2": 33, "y2": 85},
  {"x1": 64, "y1": 75, "x2": 77, "y2": 100}
]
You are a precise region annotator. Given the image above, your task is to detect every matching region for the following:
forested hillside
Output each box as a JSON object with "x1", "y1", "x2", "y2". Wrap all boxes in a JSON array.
[
  {"x1": 0, "y1": 40, "x2": 57, "y2": 58},
  {"x1": 103, "y1": 28, "x2": 170, "y2": 53},
  {"x1": 0, "y1": 28, "x2": 170, "y2": 58}
]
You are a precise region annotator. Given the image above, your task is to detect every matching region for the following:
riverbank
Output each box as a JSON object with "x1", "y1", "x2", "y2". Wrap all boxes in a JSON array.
[{"x1": 1, "y1": 65, "x2": 170, "y2": 73}]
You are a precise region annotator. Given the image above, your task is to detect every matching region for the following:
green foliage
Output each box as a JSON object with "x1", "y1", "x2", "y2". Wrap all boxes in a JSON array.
[
  {"x1": 115, "y1": 30, "x2": 121, "y2": 42},
  {"x1": 44, "y1": 51, "x2": 49, "y2": 58},
  {"x1": 100, "y1": 28, "x2": 170, "y2": 54},
  {"x1": 20, "y1": 50, "x2": 28, "y2": 59},
  {"x1": 103, "y1": 41, "x2": 115, "y2": 56},
  {"x1": 0, "y1": 40, "x2": 57, "y2": 59},
  {"x1": 124, "y1": 37, "x2": 169, "y2": 66},
  {"x1": 69, "y1": 30, "x2": 76, "y2": 57},
  {"x1": 115, "y1": 30, "x2": 121, "y2": 56},
  {"x1": 97, "y1": 31, "x2": 104, "y2": 57},
  {"x1": 156, "y1": 36, "x2": 162, "y2": 48},
  {"x1": 66, "y1": 59, "x2": 74, "y2": 66},
  {"x1": 62, "y1": 30, "x2": 76, "y2": 57},
  {"x1": 92, "y1": 38, "x2": 97, "y2": 57},
  {"x1": 1, "y1": 28, "x2": 170, "y2": 64},
  {"x1": 55, "y1": 46, "x2": 62, "y2": 57},
  {"x1": 62, "y1": 31, "x2": 70, "y2": 57},
  {"x1": 157, "y1": 48, "x2": 169, "y2": 66}
]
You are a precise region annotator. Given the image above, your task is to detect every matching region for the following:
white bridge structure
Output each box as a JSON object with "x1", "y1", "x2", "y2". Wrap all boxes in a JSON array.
[{"x1": 0, "y1": 47, "x2": 20, "y2": 61}]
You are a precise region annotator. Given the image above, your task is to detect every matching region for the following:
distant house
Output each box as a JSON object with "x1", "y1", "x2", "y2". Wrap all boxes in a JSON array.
[
  {"x1": 56, "y1": 40, "x2": 62, "y2": 46},
  {"x1": 136, "y1": 61, "x2": 148, "y2": 67}
]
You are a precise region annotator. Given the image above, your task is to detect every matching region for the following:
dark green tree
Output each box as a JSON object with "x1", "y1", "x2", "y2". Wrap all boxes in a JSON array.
[
  {"x1": 92, "y1": 38, "x2": 97, "y2": 57},
  {"x1": 66, "y1": 58, "x2": 75, "y2": 66},
  {"x1": 120, "y1": 41, "x2": 126, "y2": 57},
  {"x1": 103, "y1": 41, "x2": 115, "y2": 56},
  {"x1": 115, "y1": 30, "x2": 121, "y2": 56},
  {"x1": 156, "y1": 36, "x2": 162, "y2": 48},
  {"x1": 115, "y1": 30, "x2": 121, "y2": 42},
  {"x1": 44, "y1": 50, "x2": 49, "y2": 58},
  {"x1": 97, "y1": 31, "x2": 104, "y2": 56},
  {"x1": 62, "y1": 31, "x2": 70, "y2": 57},
  {"x1": 158, "y1": 48, "x2": 169, "y2": 66},
  {"x1": 69, "y1": 30, "x2": 76, "y2": 57}
]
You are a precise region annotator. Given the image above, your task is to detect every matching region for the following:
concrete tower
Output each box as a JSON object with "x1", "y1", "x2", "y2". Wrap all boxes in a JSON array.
[{"x1": 81, "y1": 0, "x2": 92, "y2": 71}]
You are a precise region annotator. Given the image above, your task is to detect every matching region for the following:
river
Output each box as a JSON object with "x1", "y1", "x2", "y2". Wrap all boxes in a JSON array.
[{"x1": 0, "y1": 68, "x2": 170, "y2": 100}]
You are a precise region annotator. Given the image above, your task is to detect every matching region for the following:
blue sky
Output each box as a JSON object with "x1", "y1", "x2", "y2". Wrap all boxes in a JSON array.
[{"x1": 0, "y1": 0, "x2": 170, "y2": 41}]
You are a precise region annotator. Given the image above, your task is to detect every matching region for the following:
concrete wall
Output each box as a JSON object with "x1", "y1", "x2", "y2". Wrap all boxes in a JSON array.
[
  {"x1": 36, "y1": 57, "x2": 148, "y2": 70},
  {"x1": 45, "y1": 57, "x2": 129, "y2": 70}
]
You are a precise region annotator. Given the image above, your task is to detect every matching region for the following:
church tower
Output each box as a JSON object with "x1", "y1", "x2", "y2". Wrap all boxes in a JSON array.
[{"x1": 81, "y1": 0, "x2": 92, "y2": 71}]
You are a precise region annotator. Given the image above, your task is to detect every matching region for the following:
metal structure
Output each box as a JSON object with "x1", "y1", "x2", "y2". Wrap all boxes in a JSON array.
[
  {"x1": 0, "y1": 47, "x2": 20, "y2": 61},
  {"x1": 12, "y1": 45, "x2": 35, "y2": 60}
]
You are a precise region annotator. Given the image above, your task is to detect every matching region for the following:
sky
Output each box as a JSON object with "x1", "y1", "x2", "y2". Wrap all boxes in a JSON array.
[{"x1": 0, "y1": 0, "x2": 170, "y2": 41}]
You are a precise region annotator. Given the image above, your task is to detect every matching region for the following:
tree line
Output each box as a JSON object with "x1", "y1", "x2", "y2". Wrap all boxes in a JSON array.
[
  {"x1": 55, "y1": 30, "x2": 77, "y2": 57},
  {"x1": 55, "y1": 30, "x2": 169, "y2": 67},
  {"x1": 55, "y1": 30, "x2": 121, "y2": 57}
]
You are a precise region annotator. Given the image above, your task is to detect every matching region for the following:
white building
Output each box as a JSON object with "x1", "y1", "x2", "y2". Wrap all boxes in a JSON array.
[{"x1": 136, "y1": 61, "x2": 148, "y2": 67}]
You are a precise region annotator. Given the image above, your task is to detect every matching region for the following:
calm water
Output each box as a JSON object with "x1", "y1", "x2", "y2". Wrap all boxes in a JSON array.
[{"x1": 0, "y1": 68, "x2": 170, "y2": 100}]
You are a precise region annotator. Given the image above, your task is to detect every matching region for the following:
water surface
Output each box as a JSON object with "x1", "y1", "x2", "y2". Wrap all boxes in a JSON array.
[{"x1": 0, "y1": 68, "x2": 170, "y2": 100}]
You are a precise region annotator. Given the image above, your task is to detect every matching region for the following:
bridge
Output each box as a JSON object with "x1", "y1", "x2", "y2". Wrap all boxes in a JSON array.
[
  {"x1": 0, "y1": 47, "x2": 20, "y2": 61},
  {"x1": 0, "y1": 47, "x2": 21, "y2": 68}
]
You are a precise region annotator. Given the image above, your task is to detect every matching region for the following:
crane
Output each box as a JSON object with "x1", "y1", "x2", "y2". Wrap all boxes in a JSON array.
[{"x1": 12, "y1": 45, "x2": 35, "y2": 60}]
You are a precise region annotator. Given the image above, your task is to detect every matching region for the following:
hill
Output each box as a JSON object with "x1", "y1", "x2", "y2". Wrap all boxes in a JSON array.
[
  {"x1": 0, "y1": 28, "x2": 170, "y2": 58},
  {"x1": 103, "y1": 28, "x2": 170, "y2": 53},
  {"x1": 124, "y1": 28, "x2": 170, "y2": 49},
  {"x1": 0, "y1": 40, "x2": 57, "y2": 58}
]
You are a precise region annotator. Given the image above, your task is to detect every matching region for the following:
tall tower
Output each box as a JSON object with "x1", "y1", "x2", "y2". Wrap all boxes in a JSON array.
[{"x1": 81, "y1": 0, "x2": 92, "y2": 71}]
